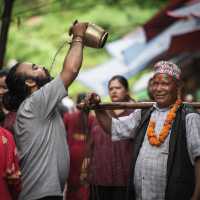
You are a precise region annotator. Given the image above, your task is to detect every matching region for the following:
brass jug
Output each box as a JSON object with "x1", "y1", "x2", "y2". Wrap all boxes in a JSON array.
[
  {"x1": 84, "y1": 23, "x2": 108, "y2": 48},
  {"x1": 71, "y1": 20, "x2": 108, "y2": 48}
]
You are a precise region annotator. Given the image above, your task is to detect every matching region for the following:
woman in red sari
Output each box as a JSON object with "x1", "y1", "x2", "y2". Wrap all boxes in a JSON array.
[
  {"x1": 63, "y1": 93, "x2": 95, "y2": 200},
  {"x1": 0, "y1": 127, "x2": 21, "y2": 200}
]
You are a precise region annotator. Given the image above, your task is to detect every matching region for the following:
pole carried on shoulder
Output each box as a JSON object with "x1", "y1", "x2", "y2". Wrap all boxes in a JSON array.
[{"x1": 77, "y1": 102, "x2": 200, "y2": 110}]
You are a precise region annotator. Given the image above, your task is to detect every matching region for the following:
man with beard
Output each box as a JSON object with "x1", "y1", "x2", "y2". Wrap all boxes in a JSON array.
[
  {"x1": 3, "y1": 22, "x2": 87, "y2": 200},
  {"x1": 84, "y1": 61, "x2": 200, "y2": 200}
]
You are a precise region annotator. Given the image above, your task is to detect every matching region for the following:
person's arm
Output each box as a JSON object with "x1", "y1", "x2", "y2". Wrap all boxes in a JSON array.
[
  {"x1": 60, "y1": 22, "x2": 87, "y2": 87},
  {"x1": 191, "y1": 157, "x2": 200, "y2": 200},
  {"x1": 95, "y1": 109, "x2": 142, "y2": 140},
  {"x1": 185, "y1": 113, "x2": 200, "y2": 200},
  {"x1": 84, "y1": 93, "x2": 112, "y2": 134},
  {"x1": 83, "y1": 93, "x2": 141, "y2": 138},
  {"x1": 31, "y1": 22, "x2": 87, "y2": 117}
]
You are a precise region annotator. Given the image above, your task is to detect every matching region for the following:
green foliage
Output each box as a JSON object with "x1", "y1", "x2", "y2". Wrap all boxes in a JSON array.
[
  {"x1": 4, "y1": 0, "x2": 167, "y2": 98},
  {"x1": 0, "y1": 0, "x2": 3, "y2": 15}
]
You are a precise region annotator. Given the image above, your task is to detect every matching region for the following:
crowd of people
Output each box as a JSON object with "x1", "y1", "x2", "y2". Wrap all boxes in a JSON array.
[{"x1": 0, "y1": 21, "x2": 200, "y2": 200}]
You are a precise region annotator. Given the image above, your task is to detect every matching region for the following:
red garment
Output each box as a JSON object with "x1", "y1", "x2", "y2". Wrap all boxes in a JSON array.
[
  {"x1": 89, "y1": 110, "x2": 134, "y2": 186},
  {"x1": 66, "y1": 186, "x2": 89, "y2": 200},
  {"x1": 63, "y1": 111, "x2": 95, "y2": 200},
  {"x1": 2, "y1": 112, "x2": 16, "y2": 133},
  {"x1": 0, "y1": 127, "x2": 21, "y2": 200}
]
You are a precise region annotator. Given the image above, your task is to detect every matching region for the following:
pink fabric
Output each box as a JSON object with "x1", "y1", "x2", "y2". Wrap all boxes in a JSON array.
[
  {"x1": 63, "y1": 111, "x2": 95, "y2": 200},
  {"x1": 88, "y1": 110, "x2": 134, "y2": 186},
  {"x1": 2, "y1": 112, "x2": 16, "y2": 133},
  {"x1": 0, "y1": 127, "x2": 21, "y2": 200}
]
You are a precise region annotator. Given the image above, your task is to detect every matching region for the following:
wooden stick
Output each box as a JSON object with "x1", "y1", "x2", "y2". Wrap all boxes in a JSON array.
[{"x1": 78, "y1": 102, "x2": 200, "y2": 110}]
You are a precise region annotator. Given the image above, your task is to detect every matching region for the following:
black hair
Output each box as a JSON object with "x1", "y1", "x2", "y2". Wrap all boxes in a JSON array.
[
  {"x1": 0, "y1": 68, "x2": 9, "y2": 78},
  {"x1": 3, "y1": 63, "x2": 31, "y2": 111},
  {"x1": 108, "y1": 75, "x2": 129, "y2": 91},
  {"x1": 76, "y1": 93, "x2": 86, "y2": 104}
]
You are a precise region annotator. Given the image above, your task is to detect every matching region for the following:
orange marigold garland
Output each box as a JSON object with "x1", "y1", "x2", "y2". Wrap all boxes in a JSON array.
[{"x1": 147, "y1": 99, "x2": 182, "y2": 146}]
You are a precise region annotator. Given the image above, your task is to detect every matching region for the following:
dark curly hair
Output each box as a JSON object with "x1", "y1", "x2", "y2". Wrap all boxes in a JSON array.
[{"x1": 3, "y1": 63, "x2": 31, "y2": 111}]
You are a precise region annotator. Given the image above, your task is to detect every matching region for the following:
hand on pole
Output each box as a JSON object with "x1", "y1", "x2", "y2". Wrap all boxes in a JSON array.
[{"x1": 77, "y1": 92, "x2": 101, "y2": 111}]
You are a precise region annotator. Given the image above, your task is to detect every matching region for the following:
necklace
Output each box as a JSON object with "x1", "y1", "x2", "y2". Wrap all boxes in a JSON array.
[{"x1": 147, "y1": 99, "x2": 182, "y2": 146}]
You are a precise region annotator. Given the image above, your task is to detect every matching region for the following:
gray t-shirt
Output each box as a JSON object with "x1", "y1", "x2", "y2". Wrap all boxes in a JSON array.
[{"x1": 14, "y1": 76, "x2": 69, "y2": 200}]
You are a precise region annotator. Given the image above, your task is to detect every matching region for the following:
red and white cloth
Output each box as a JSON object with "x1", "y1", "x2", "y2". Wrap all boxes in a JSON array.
[{"x1": 154, "y1": 60, "x2": 181, "y2": 80}]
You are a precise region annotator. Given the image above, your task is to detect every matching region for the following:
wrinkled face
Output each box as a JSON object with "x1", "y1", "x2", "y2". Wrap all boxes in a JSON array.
[
  {"x1": 0, "y1": 76, "x2": 8, "y2": 97},
  {"x1": 17, "y1": 62, "x2": 51, "y2": 87},
  {"x1": 109, "y1": 79, "x2": 129, "y2": 102},
  {"x1": 152, "y1": 73, "x2": 178, "y2": 108}
]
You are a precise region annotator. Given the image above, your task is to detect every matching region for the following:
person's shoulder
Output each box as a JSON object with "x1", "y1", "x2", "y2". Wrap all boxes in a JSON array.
[
  {"x1": 43, "y1": 75, "x2": 63, "y2": 88},
  {"x1": 140, "y1": 107, "x2": 153, "y2": 116},
  {"x1": 17, "y1": 97, "x2": 32, "y2": 113},
  {"x1": 182, "y1": 104, "x2": 199, "y2": 115},
  {"x1": 182, "y1": 104, "x2": 200, "y2": 124}
]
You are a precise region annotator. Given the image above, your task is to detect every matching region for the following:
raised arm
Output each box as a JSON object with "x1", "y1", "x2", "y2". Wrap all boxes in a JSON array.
[
  {"x1": 83, "y1": 93, "x2": 142, "y2": 138},
  {"x1": 60, "y1": 22, "x2": 87, "y2": 87}
]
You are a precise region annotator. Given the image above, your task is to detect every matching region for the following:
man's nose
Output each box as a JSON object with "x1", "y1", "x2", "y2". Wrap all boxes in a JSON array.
[{"x1": 156, "y1": 84, "x2": 163, "y2": 91}]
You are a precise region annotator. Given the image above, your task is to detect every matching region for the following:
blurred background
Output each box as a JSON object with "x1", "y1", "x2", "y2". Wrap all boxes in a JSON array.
[{"x1": 1, "y1": 0, "x2": 200, "y2": 101}]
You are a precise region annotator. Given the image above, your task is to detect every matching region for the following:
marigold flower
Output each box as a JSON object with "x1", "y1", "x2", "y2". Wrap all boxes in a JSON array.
[
  {"x1": 147, "y1": 99, "x2": 182, "y2": 147},
  {"x1": 147, "y1": 131, "x2": 154, "y2": 137}
]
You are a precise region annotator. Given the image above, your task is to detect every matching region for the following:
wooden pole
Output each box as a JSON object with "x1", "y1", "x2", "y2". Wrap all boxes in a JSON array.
[{"x1": 78, "y1": 102, "x2": 200, "y2": 110}]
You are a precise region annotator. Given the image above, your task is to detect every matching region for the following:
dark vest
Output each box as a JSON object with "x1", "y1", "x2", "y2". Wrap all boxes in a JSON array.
[{"x1": 127, "y1": 104, "x2": 197, "y2": 200}]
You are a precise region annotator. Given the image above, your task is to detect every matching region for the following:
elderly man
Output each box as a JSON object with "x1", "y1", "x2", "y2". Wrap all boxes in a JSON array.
[
  {"x1": 3, "y1": 22, "x2": 87, "y2": 200},
  {"x1": 84, "y1": 61, "x2": 200, "y2": 200}
]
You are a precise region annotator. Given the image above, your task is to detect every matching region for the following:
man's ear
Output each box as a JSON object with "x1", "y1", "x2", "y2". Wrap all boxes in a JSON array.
[{"x1": 25, "y1": 79, "x2": 37, "y2": 88}]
